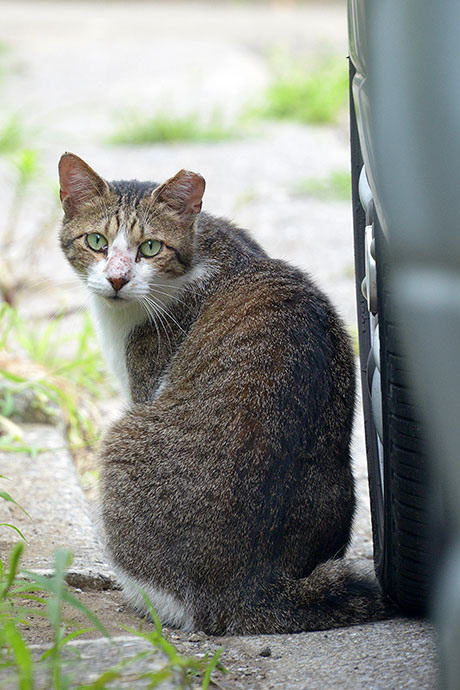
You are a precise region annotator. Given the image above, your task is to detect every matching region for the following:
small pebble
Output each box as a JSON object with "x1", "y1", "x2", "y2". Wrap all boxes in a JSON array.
[{"x1": 259, "y1": 646, "x2": 272, "y2": 657}]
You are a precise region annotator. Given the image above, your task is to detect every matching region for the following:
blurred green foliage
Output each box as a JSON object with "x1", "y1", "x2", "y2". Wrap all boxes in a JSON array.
[
  {"x1": 256, "y1": 54, "x2": 348, "y2": 125},
  {"x1": 108, "y1": 111, "x2": 240, "y2": 145},
  {"x1": 295, "y1": 169, "x2": 351, "y2": 200}
]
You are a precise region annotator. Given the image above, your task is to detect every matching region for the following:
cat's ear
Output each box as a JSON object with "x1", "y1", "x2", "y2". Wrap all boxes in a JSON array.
[
  {"x1": 58, "y1": 153, "x2": 109, "y2": 218},
  {"x1": 152, "y1": 170, "x2": 205, "y2": 226}
]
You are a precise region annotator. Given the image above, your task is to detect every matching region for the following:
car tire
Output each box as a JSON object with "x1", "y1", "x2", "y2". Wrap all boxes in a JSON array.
[{"x1": 349, "y1": 60, "x2": 432, "y2": 614}]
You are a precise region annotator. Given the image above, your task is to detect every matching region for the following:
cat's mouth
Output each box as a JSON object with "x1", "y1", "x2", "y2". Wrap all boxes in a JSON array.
[{"x1": 104, "y1": 293, "x2": 130, "y2": 303}]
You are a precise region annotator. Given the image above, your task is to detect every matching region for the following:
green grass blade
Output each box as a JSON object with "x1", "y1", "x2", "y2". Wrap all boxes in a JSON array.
[
  {"x1": 76, "y1": 651, "x2": 151, "y2": 689},
  {"x1": 0, "y1": 490, "x2": 31, "y2": 518},
  {"x1": 22, "y1": 569, "x2": 111, "y2": 639},
  {"x1": 202, "y1": 648, "x2": 224, "y2": 690},
  {"x1": 3, "y1": 623, "x2": 33, "y2": 690},
  {"x1": 40, "y1": 627, "x2": 95, "y2": 661},
  {"x1": 0, "y1": 369, "x2": 27, "y2": 383},
  {"x1": 0, "y1": 439, "x2": 43, "y2": 457},
  {"x1": 59, "y1": 589, "x2": 111, "y2": 639},
  {"x1": 1, "y1": 541, "x2": 25, "y2": 598},
  {"x1": 141, "y1": 668, "x2": 172, "y2": 688},
  {"x1": 0, "y1": 523, "x2": 27, "y2": 541}
]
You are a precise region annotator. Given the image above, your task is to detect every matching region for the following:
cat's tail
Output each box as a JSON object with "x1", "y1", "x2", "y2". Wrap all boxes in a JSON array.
[{"x1": 228, "y1": 559, "x2": 394, "y2": 634}]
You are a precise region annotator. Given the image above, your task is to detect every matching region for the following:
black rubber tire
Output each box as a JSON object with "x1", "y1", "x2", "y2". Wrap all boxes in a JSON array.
[
  {"x1": 349, "y1": 60, "x2": 431, "y2": 614},
  {"x1": 374, "y1": 223, "x2": 431, "y2": 614}
]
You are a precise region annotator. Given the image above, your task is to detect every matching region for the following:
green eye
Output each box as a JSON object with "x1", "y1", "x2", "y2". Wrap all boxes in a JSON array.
[
  {"x1": 139, "y1": 239, "x2": 162, "y2": 258},
  {"x1": 86, "y1": 233, "x2": 108, "y2": 252}
]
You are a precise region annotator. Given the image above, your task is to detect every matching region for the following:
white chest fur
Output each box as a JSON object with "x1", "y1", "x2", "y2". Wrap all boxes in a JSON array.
[{"x1": 89, "y1": 296, "x2": 147, "y2": 399}]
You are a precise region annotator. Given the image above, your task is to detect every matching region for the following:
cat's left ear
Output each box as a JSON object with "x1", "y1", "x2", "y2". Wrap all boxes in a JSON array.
[
  {"x1": 152, "y1": 170, "x2": 205, "y2": 226},
  {"x1": 59, "y1": 152, "x2": 109, "y2": 218}
]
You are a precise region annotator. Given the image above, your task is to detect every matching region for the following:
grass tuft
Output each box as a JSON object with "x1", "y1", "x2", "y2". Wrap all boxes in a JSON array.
[
  {"x1": 108, "y1": 111, "x2": 239, "y2": 145},
  {"x1": 0, "y1": 541, "x2": 226, "y2": 688},
  {"x1": 255, "y1": 55, "x2": 348, "y2": 125},
  {"x1": 0, "y1": 115, "x2": 25, "y2": 154},
  {"x1": 0, "y1": 304, "x2": 107, "y2": 455},
  {"x1": 294, "y1": 169, "x2": 351, "y2": 201}
]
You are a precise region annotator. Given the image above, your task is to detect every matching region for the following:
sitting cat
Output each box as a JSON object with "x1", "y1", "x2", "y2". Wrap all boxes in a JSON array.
[{"x1": 59, "y1": 152, "x2": 388, "y2": 634}]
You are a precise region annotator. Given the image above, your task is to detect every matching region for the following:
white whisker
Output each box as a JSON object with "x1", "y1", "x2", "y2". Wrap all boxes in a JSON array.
[
  {"x1": 144, "y1": 295, "x2": 187, "y2": 337},
  {"x1": 140, "y1": 297, "x2": 161, "y2": 361},
  {"x1": 152, "y1": 282, "x2": 204, "y2": 299},
  {"x1": 143, "y1": 296, "x2": 174, "y2": 351},
  {"x1": 150, "y1": 287, "x2": 191, "y2": 309}
]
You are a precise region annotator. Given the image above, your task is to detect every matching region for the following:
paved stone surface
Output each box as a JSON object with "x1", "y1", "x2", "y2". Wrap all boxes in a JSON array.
[
  {"x1": 3, "y1": 637, "x2": 171, "y2": 690},
  {"x1": 0, "y1": 425, "x2": 114, "y2": 588},
  {"x1": 0, "y1": 2, "x2": 438, "y2": 688},
  {"x1": 17, "y1": 620, "x2": 436, "y2": 690},
  {"x1": 214, "y1": 620, "x2": 438, "y2": 689}
]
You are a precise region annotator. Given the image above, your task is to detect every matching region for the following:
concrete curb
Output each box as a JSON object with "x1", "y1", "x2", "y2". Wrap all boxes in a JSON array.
[{"x1": 1, "y1": 424, "x2": 115, "y2": 588}]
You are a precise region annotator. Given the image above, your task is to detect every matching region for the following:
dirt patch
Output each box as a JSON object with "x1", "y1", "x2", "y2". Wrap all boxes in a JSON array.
[
  {"x1": 16, "y1": 589, "x2": 148, "y2": 646},
  {"x1": 16, "y1": 588, "x2": 271, "y2": 689}
]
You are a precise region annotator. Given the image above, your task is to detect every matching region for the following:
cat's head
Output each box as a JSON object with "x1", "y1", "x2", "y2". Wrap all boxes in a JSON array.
[{"x1": 58, "y1": 153, "x2": 205, "y2": 303}]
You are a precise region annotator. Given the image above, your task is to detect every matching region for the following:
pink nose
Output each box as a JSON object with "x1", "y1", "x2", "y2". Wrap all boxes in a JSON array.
[{"x1": 108, "y1": 276, "x2": 129, "y2": 292}]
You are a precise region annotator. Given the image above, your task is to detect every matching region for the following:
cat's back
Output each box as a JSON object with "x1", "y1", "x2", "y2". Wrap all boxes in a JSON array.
[
  {"x1": 118, "y1": 212, "x2": 355, "y2": 458},
  {"x1": 144, "y1": 248, "x2": 356, "y2": 477},
  {"x1": 194, "y1": 212, "x2": 349, "y2": 356},
  {"x1": 168, "y1": 249, "x2": 352, "y2": 401}
]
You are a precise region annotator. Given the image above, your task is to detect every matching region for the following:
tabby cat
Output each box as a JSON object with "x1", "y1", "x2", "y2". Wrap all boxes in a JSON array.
[{"x1": 59, "y1": 152, "x2": 388, "y2": 634}]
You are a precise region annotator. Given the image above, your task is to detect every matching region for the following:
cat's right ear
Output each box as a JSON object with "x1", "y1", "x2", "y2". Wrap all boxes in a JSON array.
[{"x1": 58, "y1": 153, "x2": 109, "y2": 218}]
